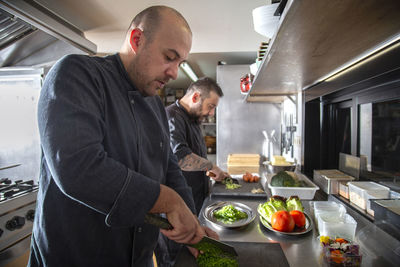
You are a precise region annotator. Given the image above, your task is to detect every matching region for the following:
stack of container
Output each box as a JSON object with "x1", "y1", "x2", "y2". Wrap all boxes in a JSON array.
[
  {"x1": 311, "y1": 201, "x2": 357, "y2": 241},
  {"x1": 347, "y1": 181, "x2": 390, "y2": 216}
]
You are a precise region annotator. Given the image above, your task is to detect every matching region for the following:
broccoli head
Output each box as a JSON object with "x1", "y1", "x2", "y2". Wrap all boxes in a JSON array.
[
  {"x1": 286, "y1": 195, "x2": 304, "y2": 212},
  {"x1": 270, "y1": 171, "x2": 296, "y2": 187}
]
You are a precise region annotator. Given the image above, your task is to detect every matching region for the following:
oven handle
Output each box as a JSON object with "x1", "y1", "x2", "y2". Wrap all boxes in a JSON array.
[{"x1": 0, "y1": 234, "x2": 31, "y2": 265}]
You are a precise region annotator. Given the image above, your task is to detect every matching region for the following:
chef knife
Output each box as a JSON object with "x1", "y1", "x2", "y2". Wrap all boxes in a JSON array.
[{"x1": 144, "y1": 213, "x2": 238, "y2": 256}]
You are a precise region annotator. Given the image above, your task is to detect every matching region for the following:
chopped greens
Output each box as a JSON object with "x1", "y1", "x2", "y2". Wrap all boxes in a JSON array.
[
  {"x1": 222, "y1": 177, "x2": 242, "y2": 190},
  {"x1": 225, "y1": 183, "x2": 242, "y2": 190},
  {"x1": 214, "y1": 204, "x2": 248, "y2": 224},
  {"x1": 195, "y1": 242, "x2": 239, "y2": 267}
]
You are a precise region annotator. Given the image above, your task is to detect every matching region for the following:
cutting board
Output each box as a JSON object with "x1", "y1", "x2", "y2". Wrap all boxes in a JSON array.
[
  {"x1": 173, "y1": 241, "x2": 289, "y2": 267},
  {"x1": 227, "y1": 154, "x2": 261, "y2": 166},
  {"x1": 210, "y1": 175, "x2": 267, "y2": 198},
  {"x1": 227, "y1": 154, "x2": 261, "y2": 175}
]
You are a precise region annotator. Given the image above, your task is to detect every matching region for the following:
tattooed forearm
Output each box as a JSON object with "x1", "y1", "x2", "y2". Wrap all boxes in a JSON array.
[{"x1": 178, "y1": 153, "x2": 213, "y2": 171}]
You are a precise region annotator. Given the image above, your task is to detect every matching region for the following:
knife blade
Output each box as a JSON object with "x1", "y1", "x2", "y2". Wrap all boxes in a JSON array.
[{"x1": 144, "y1": 213, "x2": 238, "y2": 256}]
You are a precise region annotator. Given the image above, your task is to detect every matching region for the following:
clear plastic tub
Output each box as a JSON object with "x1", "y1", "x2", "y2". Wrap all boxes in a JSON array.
[
  {"x1": 348, "y1": 182, "x2": 390, "y2": 210},
  {"x1": 318, "y1": 213, "x2": 357, "y2": 241},
  {"x1": 312, "y1": 201, "x2": 347, "y2": 229},
  {"x1": 323, "y1": 245, "x2": 362, "y2": 266}
]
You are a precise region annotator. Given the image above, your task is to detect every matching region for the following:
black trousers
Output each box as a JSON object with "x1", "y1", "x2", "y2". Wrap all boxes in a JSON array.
[{"x1": 154, "y1": 233, "x2": 183, "y2": 267}]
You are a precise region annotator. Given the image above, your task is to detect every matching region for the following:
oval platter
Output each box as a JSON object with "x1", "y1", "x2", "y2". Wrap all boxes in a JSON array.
[{"x1": 259, "y1": 212, "x2": 313, "y2": 235}]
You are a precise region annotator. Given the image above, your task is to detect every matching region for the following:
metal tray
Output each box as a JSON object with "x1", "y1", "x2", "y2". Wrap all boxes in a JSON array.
[
  {"x1": 210, "y1": 174, "x2": 267, "y2": 198},
  {"x1": 259, "y1": 212, "x2": 313, "y2": 235},
  {"x1": 313, "y1": 169, "x2": 355, "y2": 194},
  {"x1": 203, "y1": 201, "x2": 256, "y2": 229},
  {"x1": 174, "y1": 241, "x2": 289, "y2": 267}
]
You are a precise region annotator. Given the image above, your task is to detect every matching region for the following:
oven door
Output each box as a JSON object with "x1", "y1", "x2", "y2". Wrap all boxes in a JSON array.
[{"x1": 0, "y1": 234, "x2": 31, "y2": 267}]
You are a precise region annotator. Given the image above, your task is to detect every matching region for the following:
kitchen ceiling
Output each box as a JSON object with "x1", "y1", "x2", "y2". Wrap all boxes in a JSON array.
[{"x1": 34, "y1": 0, "x2": 271, "y2": 89}]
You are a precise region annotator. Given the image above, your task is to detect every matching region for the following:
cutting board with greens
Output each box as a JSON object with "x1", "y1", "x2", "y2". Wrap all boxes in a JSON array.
[
  {"x1": 173, "y1": 241, "x2": 289, "y2": 267},
  {"x1": 211, "y1": 173, "x2": 266, "y2": 198}
]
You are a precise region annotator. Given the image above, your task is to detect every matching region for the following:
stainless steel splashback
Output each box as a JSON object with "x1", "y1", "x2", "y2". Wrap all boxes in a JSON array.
[
  {"x1": 216, "y1": 65, "x2": 282, "y2": 170},
  {"x1": 0, "y1": 67, "x2": 42, "y2": 182}
]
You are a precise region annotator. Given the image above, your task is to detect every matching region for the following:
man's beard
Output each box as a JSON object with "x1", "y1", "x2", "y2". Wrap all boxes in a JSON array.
[{"x1": 188, "y1": 105, "x2": 204, "y2": 124}]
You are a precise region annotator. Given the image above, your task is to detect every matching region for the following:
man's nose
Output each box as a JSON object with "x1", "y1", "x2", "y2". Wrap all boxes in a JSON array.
[
  {"x1": 166, "y1": 63, "x2": 179, "y2": 80},
  {"x1": 209, "y1": 108, "x2": 215, "y2": 117}
]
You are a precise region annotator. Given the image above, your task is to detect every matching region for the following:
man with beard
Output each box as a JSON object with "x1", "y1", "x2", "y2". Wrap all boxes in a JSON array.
[
  {"x1": 155, "y1": 77, "x2": 229, "y2": 266},
  {"x1": 29, "y1": 6, "x2": 217, "y2": 267}
]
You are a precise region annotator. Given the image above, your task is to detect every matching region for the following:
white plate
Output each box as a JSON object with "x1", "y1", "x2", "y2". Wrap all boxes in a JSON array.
[
  {"x1": 204, "y1": 201, "x2": 256, "y2": 229},
  {"x1": 259, "y1": 212, "x2": 313, "y2": 235}
]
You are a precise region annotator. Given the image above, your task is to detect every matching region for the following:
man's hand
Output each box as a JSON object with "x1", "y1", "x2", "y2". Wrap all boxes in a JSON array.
[
  {"x1": 207, "y1": 165, "x2": 230, "y2": 182},
  {"x1": 150, "y1": 185, "x2": 205, "y2": 244},
  {"x1": 160, "y1": 205, "x2": 205, "y2": 244},
  {"x1": 187, "y1": 226, "x2": 219, "y2": 258}
]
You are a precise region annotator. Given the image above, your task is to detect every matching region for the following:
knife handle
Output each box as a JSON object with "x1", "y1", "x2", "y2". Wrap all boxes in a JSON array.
[{"x1": 144, "y1": 213, "x2": 173, "y2": 230}]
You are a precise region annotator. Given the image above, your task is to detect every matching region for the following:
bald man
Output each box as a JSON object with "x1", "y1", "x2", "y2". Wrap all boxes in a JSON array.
[{"x1": 29, "y1": 6, "x2": 217, "y2": 267}]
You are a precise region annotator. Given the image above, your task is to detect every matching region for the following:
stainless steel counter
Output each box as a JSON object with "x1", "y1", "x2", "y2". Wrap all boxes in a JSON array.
[{"x1": 199, "y1": 193, "x2": 400, "y2": 266}]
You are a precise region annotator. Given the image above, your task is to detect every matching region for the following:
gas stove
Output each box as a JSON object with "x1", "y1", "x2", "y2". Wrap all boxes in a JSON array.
[{"x1": 0, "y1": 178, "x2": 38, "y2": 255}]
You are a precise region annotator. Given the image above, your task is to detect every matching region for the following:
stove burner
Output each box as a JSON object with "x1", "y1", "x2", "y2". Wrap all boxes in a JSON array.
[{"x1": 0, "y1": 178, "x2": 38, "y2": 202}]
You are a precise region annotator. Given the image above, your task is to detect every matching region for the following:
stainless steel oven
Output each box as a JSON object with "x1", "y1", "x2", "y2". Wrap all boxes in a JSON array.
[{"x1": 0, "y1": 178, "x2": 38, "y2": 267}]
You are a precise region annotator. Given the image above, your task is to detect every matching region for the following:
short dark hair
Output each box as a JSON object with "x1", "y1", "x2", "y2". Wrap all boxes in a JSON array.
[
  {"x1": 128, "y1": 6, "x2": 191, "y2": 42},
  {"x1": 187, "y1": 77, "x2": 224, "y2": 99}
]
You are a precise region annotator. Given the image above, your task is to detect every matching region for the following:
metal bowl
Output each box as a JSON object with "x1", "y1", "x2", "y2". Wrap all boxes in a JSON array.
[{"x1": 263, "y1": 161, "x2": 296, "y2": 173}]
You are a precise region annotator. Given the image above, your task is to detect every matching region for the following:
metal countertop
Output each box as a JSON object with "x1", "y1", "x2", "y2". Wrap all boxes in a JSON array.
[{"x1": 199, "y1": 181, "x2": 400, "y2": 266}]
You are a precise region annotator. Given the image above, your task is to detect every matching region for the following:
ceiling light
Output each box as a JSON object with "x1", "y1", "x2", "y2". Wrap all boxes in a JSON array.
[{"x1": 180, "y1": 61, "x2": 198, "y2": 82}]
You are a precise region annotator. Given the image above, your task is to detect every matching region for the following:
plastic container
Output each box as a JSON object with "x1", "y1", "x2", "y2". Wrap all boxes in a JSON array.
[
  {"x1": 318, "y1": 213, "x2": 357, "y2": 241},
  {"x1": 348, "y1": 182, "x2": 390, "y2": 210},
  {"x1": 339, "y1": 181, "x2": 349, "y2": 199},
  {"x1": 312, "y1": 201, "x2": 347, "y2": 229},
  {"x1": 323, "y1": 245, "x2": 362, "y2": 266},
  {"x1": 266, "y1": 173, "x2": 319, "y2": 199}
]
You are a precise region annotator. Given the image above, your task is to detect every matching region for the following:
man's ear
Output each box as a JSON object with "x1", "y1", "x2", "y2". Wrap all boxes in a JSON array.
[
  {"x1": 192, "y1": 92, "x2": 201, "y2": 103},
  {"x1": 129, "y1": 28, "x2": 143, "y2": 52}
]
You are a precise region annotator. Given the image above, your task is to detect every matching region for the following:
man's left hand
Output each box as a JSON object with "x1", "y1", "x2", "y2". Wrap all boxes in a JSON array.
[{"x1": 187, "y1": 226, "x2": 219, "y2": 258}]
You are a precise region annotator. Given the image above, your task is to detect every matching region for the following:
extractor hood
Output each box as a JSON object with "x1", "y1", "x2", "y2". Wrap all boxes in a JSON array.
[{"x1": 0, "y1": 0, "x2": 96, "y2": 68}]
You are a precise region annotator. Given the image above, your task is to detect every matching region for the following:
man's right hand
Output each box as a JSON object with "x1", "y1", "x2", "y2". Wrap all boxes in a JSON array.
[
  {"x1": 207, "y1": 165, "x2": 230, "y2": 182},
  {"x1": 160, "y1": 202, "x2": 205, "y2": 244},
  {"x1": 150, "y1": 185, "x2": 205, "y2": 244}
]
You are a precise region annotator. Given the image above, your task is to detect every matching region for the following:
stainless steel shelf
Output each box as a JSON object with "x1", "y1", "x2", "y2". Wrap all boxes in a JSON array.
[{"x1": 247, "y1": 0, "x2": 400, "y2": 102}]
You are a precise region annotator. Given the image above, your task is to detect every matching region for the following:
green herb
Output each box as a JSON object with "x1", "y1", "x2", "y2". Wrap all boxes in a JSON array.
[
  {"x1": 222, "y1": 177, "x2": 242, "y2": 190},
  {"x1": 195, "y1": 242, "x2": 239, "y2": 267},
  {"x1": 214, "y1": 204, "x2": 248, "y2": 224},
  {"x1": 225, "y1": 183, "x2": 242, "y2": 190}
]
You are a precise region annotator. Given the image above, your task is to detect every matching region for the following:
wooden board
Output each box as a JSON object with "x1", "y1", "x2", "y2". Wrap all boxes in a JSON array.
[
  {"x1": 227, "y1": 154, "x2": 261, "y2": 167},
  {"x1": 228, "y1": 166, "x2": 260, "y2": 175}
]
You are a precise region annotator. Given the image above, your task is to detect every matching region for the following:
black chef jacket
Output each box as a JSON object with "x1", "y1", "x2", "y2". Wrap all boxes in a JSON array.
[{"x1": 166, "y1": 100, "x2": 209, "y2": 215}]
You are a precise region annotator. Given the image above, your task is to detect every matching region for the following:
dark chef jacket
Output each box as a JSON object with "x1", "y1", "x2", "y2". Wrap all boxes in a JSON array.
[
  {"x1": 29, "y1": 54, "x2": 195, "y2": 267},
  {"x1": 166, "y1": 101, "x2": 209, "y2": 215}
]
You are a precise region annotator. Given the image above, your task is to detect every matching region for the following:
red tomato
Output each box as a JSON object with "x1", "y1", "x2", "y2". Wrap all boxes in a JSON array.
[
  {"x1": 271, "y1": 211, "x2": 295, "y2": 232},
  {"x1": 289, "y1": 210, "x2": 306, "y2": 228}
]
